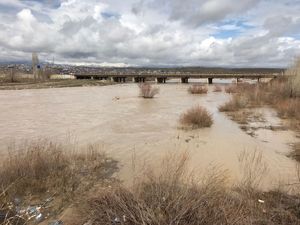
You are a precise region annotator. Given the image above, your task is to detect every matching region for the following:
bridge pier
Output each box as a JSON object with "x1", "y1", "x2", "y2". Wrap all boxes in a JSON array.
[
  {"x1": 93, "y1": 76, "x2": 108, "y2": 80},
  {"x1": 181, "y1": 77, "x2": 189, "y2": 83},
  {"x1": 134, "y1": 77, "x2": 145, "y2": 83},
  {"x1": 76, "y1": 76, "x2": 92, "y2": 80},
  {"x1": 208, "y1": 78, "x2": 213, "y2": 84},
  {"x1": 157, "y1": 77, "x2": 166, "y2": 83},
  {"x1": 113, "y1": 77, "x2": 126, "y2": 83}
]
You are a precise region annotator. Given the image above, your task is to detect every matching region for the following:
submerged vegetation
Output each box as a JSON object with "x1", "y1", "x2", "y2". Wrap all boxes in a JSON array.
[
  {"x1": 188, "y1": 85, "x2": 208, "y2": 94},
  {"x1": 213, "y1": 85, "x2": 222, "y2": 92},
  {"x1": 219, "y1": 95, "x2": 249, "y2": 112},
  {"x1": 138, "y1": 83, "x2": 160, "y2": 98},
  {"x1": 225, "y1": 85, "x2": 239, "y2": 94},
  {"x1": 180, "y1": 105, "x2": 213, "y2": 129}
]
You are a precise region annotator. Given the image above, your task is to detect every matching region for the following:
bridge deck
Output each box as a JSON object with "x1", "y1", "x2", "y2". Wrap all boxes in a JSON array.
[{"x1": 74, "y1": 73, "x2": 279, "y2": 79}]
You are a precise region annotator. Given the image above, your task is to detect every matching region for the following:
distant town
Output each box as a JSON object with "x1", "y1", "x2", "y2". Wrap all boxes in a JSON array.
[{"x1": 0, "y1": 62, "x2": 284, "y2": 76}]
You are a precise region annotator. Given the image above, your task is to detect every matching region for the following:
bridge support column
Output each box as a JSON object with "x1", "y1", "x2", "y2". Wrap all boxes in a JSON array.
[
  {"x1": 113, "y1": 77, "x2": 122, "y2": 82},
  {"x1": 76, "y1": 76, "x2": 92, "y2": 80},
  {"x1": 157, "y1": 77, "x2": 163, "y2": 83},
  {"x1": 181, "y1": 77, "x2": 189, "y2": 83},
  {"x1": 94, "y1": 76, "x2": 107, "y2": 80},
  {"x1": 257, "y1": 78, "x2": 260, "y2": 83},
  {"x1": 208, "y1": 78, "x2": 213, "y2": 84},
  {"x1": 157, "y1": 77, "x2": 166, "y2": 83},
  {"x1": 134, "y1": 77, "x2": 145, "y2": 83}
]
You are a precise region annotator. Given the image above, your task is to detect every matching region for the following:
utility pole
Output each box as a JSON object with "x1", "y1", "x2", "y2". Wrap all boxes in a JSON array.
[
  {"x1": 32, "y1": 53, "x2": 39, "y2": 81},
  {"x1": 8, "y1": 65, "x2": 15, "y2": 82}
]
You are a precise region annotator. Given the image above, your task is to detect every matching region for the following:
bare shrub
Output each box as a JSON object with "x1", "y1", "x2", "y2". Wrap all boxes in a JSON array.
[
  {"x1": 138, "y1": 83, "x2": 160, "y2": 98},
  {"x1": 82, "y1": 153, "x2": 300, "y2": 225},
  {"x1": 238, "y1": 150, "x2": 268, "y2": 189},
  {"x1": 275, "y1": 99, "x2": 300, "y2": 119},
  {"x1": 290, "y1": 143, "x2": 300, "y2": 162},
  {"x1": 83, "y1": 154, "x2": 239, "y2": 225},
  {"x1": 0, "y1": 140, "x2": 117, "y2": 196},
  {"x1": 228, "y1": 111, "x2": 252, "y2": 125},
  {"x1": 213, "y1": 85, "x2": 222, "y2": 92},
  {"x1": 219, "y1": 95, "x2": 249, "y2": 112},
  {"x1": 180, "y1": 105, "x2": 213, "y2": 128},
  {"x1": 285, "y1": 58, "x2": 300, "y2": 97},
  {"x1": 225, "y1": 85, "x2": 238, "y2": 93},
  {"x1": 0, "y1": 140, "x2": 118, "y2": 224},
  {"x1": 188, "y1": 85, "x2": 208, "y2": 94}
]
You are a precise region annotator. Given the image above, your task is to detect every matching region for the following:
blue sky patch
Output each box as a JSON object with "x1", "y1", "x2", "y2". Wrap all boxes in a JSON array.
[
  {"x1": 213, "y1": 20, "x2": 255, "y2": 39},
  {"x1": 101, "y1": 12, "x2": 120, "y2": 19},
  {"x1": 23, "y1": 0, "x2": 62, "y2": 9}
]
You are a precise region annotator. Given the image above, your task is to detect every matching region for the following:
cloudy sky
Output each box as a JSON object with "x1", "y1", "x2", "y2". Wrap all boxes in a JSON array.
[{"x1": 0, "y1": 0, "x2": 299, "y2": 67}]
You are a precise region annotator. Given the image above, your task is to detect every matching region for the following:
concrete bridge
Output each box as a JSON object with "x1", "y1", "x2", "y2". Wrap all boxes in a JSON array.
[{"x1": 74, "y1": 73, "x2": 280, "y2": 84}]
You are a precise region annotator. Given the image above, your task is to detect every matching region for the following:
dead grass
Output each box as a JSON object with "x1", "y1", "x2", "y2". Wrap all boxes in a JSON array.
[
  {"x1": 219, "y1": 95, "x2": 249, "y2": 112},
  {"x1": 138, "y1": 83, "x2": 160, "y2": 98},
  {"x1": 219, "y1": 79, "x2": 300, "y2": 120},
  {"x1": 275, "y1": 99, "x2": 300, "y2": 120},
  {"x1": 0, "y1": 140, "x2": 118, "y2": 224},
  {"x1": 225, "y1": 85, "x2": 238, "y2": 93},
  {"x1": 213, "y1": 85, "x2": 222, "y2": 92},
  {"x1": 0, "y1": 79, "x2": 113, "y2": 90},
  {"x1": 290, "y1": 143, "x2": 300, "y2": 162},
  {"x1": 188, "y1": 85, "x2": 208, "y2": 94},
  {"x1": 81, "y1": 153, "x2": 300, "y2": 225},
  {"x1": 179, "y1": 105, "x2": 213, "y2": 129},
  {"x1": 227, "y1": 111, "x2": 252, "y2": 125},
  {"x1": 285, "y1": 58, "x2": 300, "y2": 97},
  {"x1": 219, "y1": 68, "x2": 300, "y2": 162}
]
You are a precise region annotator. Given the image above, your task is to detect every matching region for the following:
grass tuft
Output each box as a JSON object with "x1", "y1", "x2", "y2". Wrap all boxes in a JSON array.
[
  {"x1": 138, "y1": 83, "x2": 160, "y2": 98},
  {"x1": 219, "y1": 95, "x2": 249, "y2": 112},
  {"x1": 213, "y1": 85, "x2": 222, "y2": 92},
  {"x1": 180, "y1": 105, "x2": 213, "y2": 129},
  {"x1": 225, "y1": 85, "x2": 238, "y2": 93},
  {"x1": 0, "y1": 140, "x2": 118, "y2": 224},
  {"x1": 81, "y1": 153, "x2": 300, "y2": 225},
  {"x1": 188, "y1": 85, "x2": 208, "y2": 94}
]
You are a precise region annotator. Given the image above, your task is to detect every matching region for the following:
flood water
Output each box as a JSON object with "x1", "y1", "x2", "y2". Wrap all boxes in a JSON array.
[{"x1": 0, "y1": 80, "x2": 299, "y2": 189}]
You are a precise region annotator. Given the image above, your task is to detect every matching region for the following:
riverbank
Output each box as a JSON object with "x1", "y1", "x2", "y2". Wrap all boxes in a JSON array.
[
  {"x1": 0, "y1": 79, "x2": 113, "y2": 90},
  {"x1": 1, "y1": 141, "x2": 299, "y2": 224},
  {"x1": 219, "y1": 79, "x2": 300, "y2": 162}
]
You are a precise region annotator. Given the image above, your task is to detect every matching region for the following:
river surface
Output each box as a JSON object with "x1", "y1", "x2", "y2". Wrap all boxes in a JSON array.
[{"x1": 0, "y1": 80, "x2": 299, "y2": 189}]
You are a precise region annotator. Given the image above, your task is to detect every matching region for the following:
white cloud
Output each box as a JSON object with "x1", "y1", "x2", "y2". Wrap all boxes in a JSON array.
[{"x1": 0, "y1": 0, "x2": 299, "y2": 67}]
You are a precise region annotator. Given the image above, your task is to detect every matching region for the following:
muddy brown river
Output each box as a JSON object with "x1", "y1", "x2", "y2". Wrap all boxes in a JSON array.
[{"x1": 0, "y1": 80, "x2": 299, "y2": 189}]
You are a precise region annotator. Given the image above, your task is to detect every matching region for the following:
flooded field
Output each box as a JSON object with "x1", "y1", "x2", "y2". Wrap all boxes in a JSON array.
[{"x1": 0, "y1": 80, "x2": 299, "y2": 189}]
